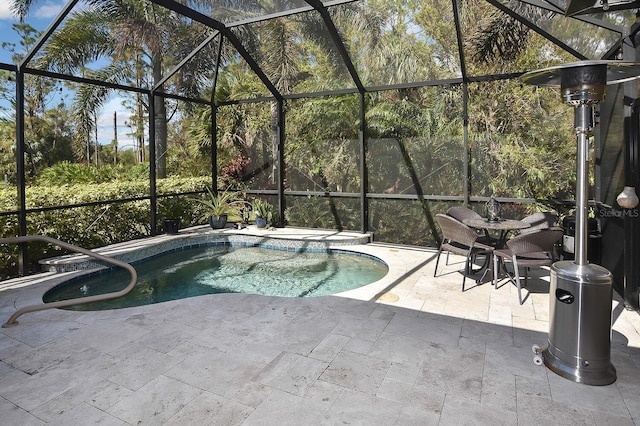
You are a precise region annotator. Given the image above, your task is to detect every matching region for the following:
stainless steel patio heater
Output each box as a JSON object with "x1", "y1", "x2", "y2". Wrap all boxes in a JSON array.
[{"x1": 522, "y1": 60, "x2": 640, "y2": 385}]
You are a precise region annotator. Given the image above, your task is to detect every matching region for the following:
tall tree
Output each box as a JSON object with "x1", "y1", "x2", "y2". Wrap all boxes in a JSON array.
[
  {"x1": 11, "y1": 0, "x2": 217, "y2": 177},
  {"x1": 0, "y1": 23, "x2": 76, "y2": 176}
]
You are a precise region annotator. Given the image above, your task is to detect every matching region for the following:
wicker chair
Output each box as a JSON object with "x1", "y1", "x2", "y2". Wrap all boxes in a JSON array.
[
  {"x1": 492, "y1": 228, "x2": 563, "y2": 304},
  {"x1": 446, "y1": 206, "x2": 483, "y2": 222},
  {"x1": 434, "y1": 213, "x2": 495, "y2": 291},
  {"x1": 446, "y1": 206, "x2": 498, "y2": 246},
  {"x1": 519, "y1": 212, "x2": 559, "y2": 234}
]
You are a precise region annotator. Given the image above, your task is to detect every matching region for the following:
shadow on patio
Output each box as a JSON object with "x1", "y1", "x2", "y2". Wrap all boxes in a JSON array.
[{"x1": 0, "y1": 241, "x2": 639, "y2": 425}]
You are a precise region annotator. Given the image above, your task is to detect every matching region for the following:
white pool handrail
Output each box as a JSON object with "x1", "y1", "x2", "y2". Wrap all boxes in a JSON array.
[{"x1": 1, "y1": 235, "x2": 138, "y2": 327}]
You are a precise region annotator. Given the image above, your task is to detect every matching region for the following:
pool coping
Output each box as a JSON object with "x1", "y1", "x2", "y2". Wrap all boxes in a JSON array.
[
  {"x1": 3, "y1": 227, "x2": 439, "y2": 318},
  {"x1": 39, "y1": 225, "x2": 374, "y2": 273}
]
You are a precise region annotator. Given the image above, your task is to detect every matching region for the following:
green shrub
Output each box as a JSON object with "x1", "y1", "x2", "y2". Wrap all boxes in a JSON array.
[
  {"x1": 0, "y1": 176, "x2": 211, "y2": 278},
  {"x1": 36, "y1": 162, "x2": 150, "y2": 185}
]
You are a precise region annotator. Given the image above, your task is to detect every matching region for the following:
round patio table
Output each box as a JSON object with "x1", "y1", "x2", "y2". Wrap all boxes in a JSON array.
[
  {"x1": 463, "y1": 218, "x2": 530, "y2": 248},
  {"x1": 462, "y1": 218, "x2": 531, "y2": 285}
]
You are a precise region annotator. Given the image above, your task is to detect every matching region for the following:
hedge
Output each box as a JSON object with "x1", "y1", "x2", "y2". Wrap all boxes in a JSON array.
[{"x1": 0, "y1": 176, "x2": 211, "y2": 278}]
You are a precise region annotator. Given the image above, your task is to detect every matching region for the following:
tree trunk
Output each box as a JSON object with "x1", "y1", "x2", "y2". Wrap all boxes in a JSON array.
[
  {"x1": 152, "y1": 52, "x2": 168, "y2": 178},
  {"x1": 136, "y1": 93, "x2": 145, "y2": 163}
]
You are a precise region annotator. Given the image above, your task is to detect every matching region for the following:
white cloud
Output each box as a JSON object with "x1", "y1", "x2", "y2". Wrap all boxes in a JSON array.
[
  {"x1": 96, "y1": 126, "x2": 137, "y2": 149},
  {"x1": 0, "y1": 3, "x2": 17, "y2": 20},
  {"x1": 34, "y1": 2, "x2": 64, "y2": 19},
  {"x1": 96, "y1": 95, "x2": 141, "y2": 148},
  {"x1": 97, "y1": 97, "x2": 131, "y2": 126},
  {"x1": 0, "y1": 1, "x2": 64, "y2": 21}
]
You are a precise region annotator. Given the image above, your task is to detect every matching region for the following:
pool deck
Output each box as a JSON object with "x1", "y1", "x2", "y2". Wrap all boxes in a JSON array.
[{"x1": 1, "y1": 226, "x2": 640, "y2": 425}]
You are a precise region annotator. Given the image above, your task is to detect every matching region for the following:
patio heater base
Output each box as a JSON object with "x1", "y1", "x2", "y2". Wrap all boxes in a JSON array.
[{"x1": 543, "y1": 261, "x2": 616, "y2": 386}]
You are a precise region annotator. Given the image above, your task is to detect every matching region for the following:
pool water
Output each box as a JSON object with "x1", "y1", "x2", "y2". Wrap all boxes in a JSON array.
[{"x1": 43, "y1": 246, "x2": 388, "y2": 310}]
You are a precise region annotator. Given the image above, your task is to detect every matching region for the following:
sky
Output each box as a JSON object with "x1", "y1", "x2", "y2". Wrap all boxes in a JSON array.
[
  {"x1": 0, "y1": 1, "x2": 138, "y2": 149},
  {"x1": 0, "y1": 0, "x2": 62, "y2": 63}
]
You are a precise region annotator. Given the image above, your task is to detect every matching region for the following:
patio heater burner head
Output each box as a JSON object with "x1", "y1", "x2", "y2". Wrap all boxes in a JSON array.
[
  {"x1": 520, "y1": 60, "x2": 640, "y2": 386},
  {"x1": 522, "y1": 60, "x2": 640, "y2": 84},
  {"x1": 559, "y1": 63, "x2": 607, "y2": 105},
  {"x1": 522, "y1": 60, "x2": 640, "y2": 105},
  {"x1": 522, "y1": 60, "x2": 640, "y2": 265}
]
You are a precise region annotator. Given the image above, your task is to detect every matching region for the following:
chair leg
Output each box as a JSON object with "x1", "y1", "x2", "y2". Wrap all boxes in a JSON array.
[
  {"x1": 502, "y1": 261, "x2": 511, "y2": 278},
  {"x1": 513, "y1": 256, "x2": 524, "y2": 305},
  {"x1": 494, "y1": 257, "x2": 511, "y2": 290},
  {"x1": 477, "y1": 253, "x2": 492, "y2": 283},
  {"x1": 462, "y1": 255, "x2": 469, "y2": 292},
  {"x1": 434, "y1": 246, "x2": 443, "y2": 277},
  {"x1": 493, "y1": 254, "x2": 498, "y2": 288}
]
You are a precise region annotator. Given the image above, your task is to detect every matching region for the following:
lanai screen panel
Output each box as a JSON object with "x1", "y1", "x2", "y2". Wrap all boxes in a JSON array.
[
  {"x1": 199, "y1": 0, "x2": 312, "y2": 24},
  {"x1": 460, "y1": 0, "x2": 534, "y2": 77},
  {"x1": 216, "y1": 101, "x2": 274, "y2": 190},
  {"x1": 21, "y1": 0, "x2": 215, "y2": 84},
  {"x1": 494, "y1": 0, "x2": 624, "y2": 60},
  {"x1": 366, "y1": 86, "x2": 464, "y2": 197},
  {"x1": 216, "y1": 35, "x2": 274, "y2": 101},
  {"x1": 153, "y1": 29, "x2": 221, "y2": 101},
  {"x1": 284, "y1": 194, "x2": 360, "y2": 230},
  {"x1": 22, "y1": 78, "x2": 126, "y2": 195},
  {"x1": 0, "y1": 73, "x2": 17, "y2": 213},
  {"x1": 368, "y1": 198, "x2": 446, "y2": 246},
  {"x1": 285, "y1": 95, "x2": 360, "y2": 192},
  {"x1": 238, "y1": 11, "x2": 356, "y2": 95},
  {"x1": 467, "y1": 79, "x2": 574, "y2": 199},
  {"x1": 160, "y1": 98, "x2": 211, "y2": 188},
  {"x1": 331, "y1": 0, "x2": 462, "y2": 87},
  {"x1": 543, "y1": 0, "x2": 638, "y2": 28},
  {"x1": 0, "y1": 79, "x2": 18, "y2": 280},
  {"x1": 459, "y1": 0, "x2": 576, "y2": 77},
  {"x1": 9, "y1": 0, "x2": 93, "y2": 74}
]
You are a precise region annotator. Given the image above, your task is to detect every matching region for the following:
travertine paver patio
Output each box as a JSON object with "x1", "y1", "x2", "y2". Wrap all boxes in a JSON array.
[{"x1": 1, "y1": 227, "x2": 640, "y2": 425}]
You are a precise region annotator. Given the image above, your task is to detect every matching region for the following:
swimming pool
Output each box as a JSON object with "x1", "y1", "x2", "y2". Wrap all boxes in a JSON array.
[{"x1": 43, "y1": 245, "x2": 389, "y2": 310}]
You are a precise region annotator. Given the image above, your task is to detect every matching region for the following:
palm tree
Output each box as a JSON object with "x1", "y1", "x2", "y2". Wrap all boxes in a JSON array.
[{"x1": 11, "y1": 0, "x2": 217, "y2": 177}]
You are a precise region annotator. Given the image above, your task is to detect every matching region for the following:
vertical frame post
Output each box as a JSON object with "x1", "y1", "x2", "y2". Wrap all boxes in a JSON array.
[
  {"x1": 462, "y1": 83, "x2": 470, "y2": 206},
  {"x1": 359, "y1": 92, "x2": 368, "y2": 233},
  {"x1": 15, "y1": 70, "x2": 27, "y2": 274},
  {"x1": 622, "y1": 36, "x2": 640, "y2": 310},
  {"x1": 623, "y1": 99, "x2": 639, "y2": 309},
  {"x1": 212, "y1": 104, "x2": 218, "y2": 191},
  {"x1": 149, "y1": 92, "x2": 157, "y2": 235},
  {"x1": 276, "y1": 99, "x2": 285, "y2": 227}
]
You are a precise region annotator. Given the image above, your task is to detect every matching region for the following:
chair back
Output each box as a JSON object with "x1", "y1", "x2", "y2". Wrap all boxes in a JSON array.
[
  {"x1": 436, "y1": 213, "x2": 479, "y2": 246},
  {"x1": 519, "y1": 212, "x2": 559, "y2": 234},
  {"x1": 446, "y1": 206, "x2": 483, "y2": 222},
  {"x1": 506, "y1": 228, "x2": 563, "y2": 257}
]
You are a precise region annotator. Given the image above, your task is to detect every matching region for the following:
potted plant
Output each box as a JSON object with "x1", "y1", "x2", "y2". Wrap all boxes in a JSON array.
[
  {"x1": 196, "y1": 187, "x2": 242, "y2": 229},
  {"x1": 253, "y1": 199, "x2": 273, "y2": 229},
  {"x1": 160, "y1": 196, "x2": 184, "y2": 234}
]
